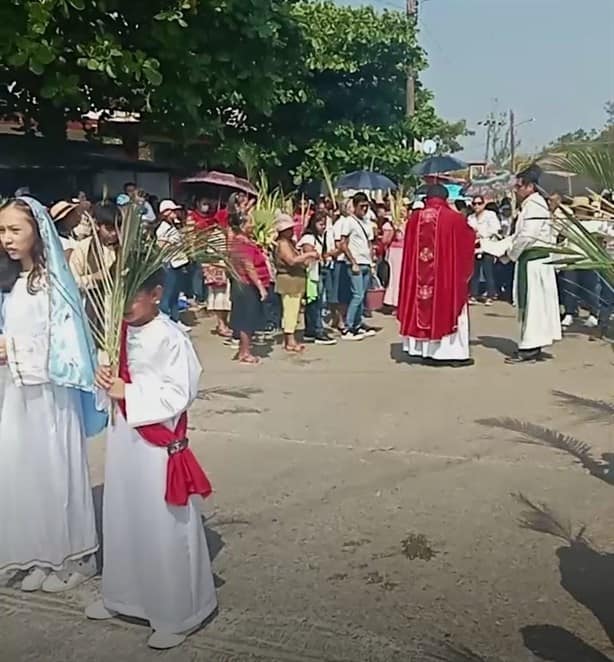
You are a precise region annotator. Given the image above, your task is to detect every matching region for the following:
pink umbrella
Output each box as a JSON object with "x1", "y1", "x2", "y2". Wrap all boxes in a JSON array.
[{"x1": 180, "y1": 170, "x2": 257, "y2": 196}]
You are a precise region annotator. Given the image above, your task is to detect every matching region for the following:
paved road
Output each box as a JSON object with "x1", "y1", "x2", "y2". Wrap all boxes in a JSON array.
[{"x1": 3, "y1": 304, "x2": 614, "y2": 662}]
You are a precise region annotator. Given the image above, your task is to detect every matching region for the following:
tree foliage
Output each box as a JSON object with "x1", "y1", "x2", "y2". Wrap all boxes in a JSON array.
[
  {"x1": 0, "y1": 0, "x2": 466, "y2": 184},
  {"x1": 226, "y1": 1, "x2": 467, "y2": 184},
  {"x1": 0, "y1": 0, "x2": 302, "y2": 141}
]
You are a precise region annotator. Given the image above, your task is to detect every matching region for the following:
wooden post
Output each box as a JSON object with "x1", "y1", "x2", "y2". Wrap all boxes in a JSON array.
[
  {"x1": 509, "y1": 109, "x2": 516, "y2": 174},
  {"x1": 406, "y1": 0, "x2": 418, "y2": 117}
]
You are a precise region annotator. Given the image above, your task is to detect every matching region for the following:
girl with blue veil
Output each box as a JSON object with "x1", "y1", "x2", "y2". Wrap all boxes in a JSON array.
[{"x1": 0, "y1": 196, "x2": 105, "y2": 592}]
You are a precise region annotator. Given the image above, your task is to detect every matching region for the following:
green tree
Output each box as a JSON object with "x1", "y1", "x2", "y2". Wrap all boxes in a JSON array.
[
  {"x1": 213, "y1": 1, "x2": 467, "y2": 185},
  {"x1": 0, "y1": 0, "x2": 303, "y2": 142}
]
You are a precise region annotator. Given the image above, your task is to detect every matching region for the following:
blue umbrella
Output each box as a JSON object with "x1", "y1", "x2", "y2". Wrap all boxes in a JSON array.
[
  {"x1": 411, "y1": 155, "x2": 467, "y2": 177},
  {"x1": 335, "y1": 170, "x2": 397, "y2": 191}
]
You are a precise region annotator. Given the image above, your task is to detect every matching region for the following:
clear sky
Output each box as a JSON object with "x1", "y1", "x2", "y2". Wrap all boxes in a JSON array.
[{"x1": 339, "y1": 0, "x2": 614, "y2": 159}]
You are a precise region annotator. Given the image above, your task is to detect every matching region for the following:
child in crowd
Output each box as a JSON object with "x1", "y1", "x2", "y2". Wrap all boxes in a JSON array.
[{"x1": 86, "y1": 267, "x2": 216, "y2": 649}]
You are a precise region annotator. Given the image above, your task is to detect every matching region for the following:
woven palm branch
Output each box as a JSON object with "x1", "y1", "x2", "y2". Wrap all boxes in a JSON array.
[{"x1": 83, "y1": 204, "x2": 230, "y2": 367}]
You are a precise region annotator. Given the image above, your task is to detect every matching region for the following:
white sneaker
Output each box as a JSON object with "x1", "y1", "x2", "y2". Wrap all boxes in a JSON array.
[
  {"x1": 585, "y1": 314, "x2": 599, "y2": 328},
  {"x1": 20, "y1": 567, "x2": 49, "y2": 592},
  {"x1": 177, "y1": 321, "x2": 193, "y2": 334},
  {"x1": 85, "y1": 600, "x2": 117, "y2": 621},
  {"x1": 42, "y1": 570, "x2": 94, "y2": 593},
  {"x1": 561, "y1": 314, "x2": 574, "y2": 327}
]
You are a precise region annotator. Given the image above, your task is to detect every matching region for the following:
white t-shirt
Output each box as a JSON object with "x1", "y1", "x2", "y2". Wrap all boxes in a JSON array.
[
  {"x1": 468, "y1": 210, "x2": 501, "y2": 240},
  {"x1": 333, "y1": 217, "x2": 349, "y2": 262},
  {"x1": 339, "y1": 215, "x2": 374, "y2": 266},
  {"x1": 156, "y1": 220, "x2": 189, "y2": 268},
  {"x1": 297, "y1": 233, "x2": 323, "y2": 280}
]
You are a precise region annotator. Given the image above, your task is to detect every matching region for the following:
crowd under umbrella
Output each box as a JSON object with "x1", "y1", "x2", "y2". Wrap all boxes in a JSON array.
[
  {"x1": 411, "y1": 154, "x2": 468, "y2": 177},
  {"x1": 335, "y1": 170, "x2": 398, "y2": 191}
]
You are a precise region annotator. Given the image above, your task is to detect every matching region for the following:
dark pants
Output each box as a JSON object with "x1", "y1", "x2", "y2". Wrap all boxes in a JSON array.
[
  {"x1": 188, "y1": 261, "x2": 206, "y2": 303},
  {"x1": 495, "y1": 261, "x2": 514, "y2": 302},
  {"x1": 562, "y1": 269, "x2": 599, "y2": 317},
  {"x1": 598, "y1": 280, "x2": 614, "y2": 331},
  {"x1": 471, "y1": 254, "x2": 497, "y2": 298},
  {"x1": 304, "y1": 275, "x2": 325, "y2": 337},
  {"x1": 161, "y1": 265, "x2": 183, "y2": 322},
  {"x1": 261, "y1": 283, "x2": 281, "y2": 332}
]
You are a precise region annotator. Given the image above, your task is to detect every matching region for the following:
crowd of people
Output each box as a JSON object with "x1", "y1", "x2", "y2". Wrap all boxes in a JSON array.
[
  {"x1": 0, "y1": 168, "x2": 611, "y2": 650},
  {"x1": 30, "y1": 175, "x2": 614, "y2": 368}
]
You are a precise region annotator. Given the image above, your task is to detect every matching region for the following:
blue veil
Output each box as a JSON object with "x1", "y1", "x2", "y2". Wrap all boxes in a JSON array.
[{"x1": 0, "y1": 196, "x2": 107, "y2": 437}]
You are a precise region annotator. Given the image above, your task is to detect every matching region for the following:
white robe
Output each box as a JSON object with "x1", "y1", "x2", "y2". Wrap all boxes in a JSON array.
[
  {"x1": 402, "y1": 305, "x2": 470, "y2": 360},
  {"x1": 509, "y1": 193, "x2": 562, "y2": 350},
  {"x1": 99, "y1": 314, "x2": 217, "y2": 634},
  {"x1": 0, "y1": 276, "x2": 98, "y2": 573}
]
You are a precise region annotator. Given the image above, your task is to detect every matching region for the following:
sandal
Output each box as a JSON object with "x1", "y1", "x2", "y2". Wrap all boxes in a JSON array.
[
  {"x1": 238, "y1": 355, "x2": 260, "y2": 365},
  {"x1": 284, "y1": 344, "x2": 305, "y2": 354},
  {"x1": 216, "y1": 327, "x2": 233, "y2": 338}
]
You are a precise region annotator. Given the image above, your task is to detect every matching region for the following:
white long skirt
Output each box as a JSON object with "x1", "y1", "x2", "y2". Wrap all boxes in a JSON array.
[
  {"x1": 402, "y1": 306, "x2": 470, "y2": 361},
  {"x1": 0, "y1": 369, "x2": 98, "y2": 573},
  {"x1": 101, "y1": 413, "x2": 217, "y2": 634},
  {"x1": 515, "y1": 259, "x2": 562, "y2": 350}
]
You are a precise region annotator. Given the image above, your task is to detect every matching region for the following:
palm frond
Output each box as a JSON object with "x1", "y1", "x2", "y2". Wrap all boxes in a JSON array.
[
  {"x1": 82, "y1": 204, "x2": 229, "y2": 366},
  {"x1": 541, "y1": 144, "x2": 614, "y2": 192},
  {"x1": 318, "y1": 158, "x2": 337, "y2": 208},
  {"x1": 512, "y1": 493, "x2": 575, "y2": 543}
]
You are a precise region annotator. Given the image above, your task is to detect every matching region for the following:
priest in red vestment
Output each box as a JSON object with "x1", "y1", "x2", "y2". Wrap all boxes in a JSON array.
[{"x1": 396, "y1": 184, "x2": 475, "y2": 366}]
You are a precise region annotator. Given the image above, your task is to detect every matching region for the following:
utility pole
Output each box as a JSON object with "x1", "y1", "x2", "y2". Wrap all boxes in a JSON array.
[
  {"x1": 509, "y1": 109, "x2": 516, "y2": 173},
  {"x1": 406, "y1": 0, "x2": 418, "y2": 117}
]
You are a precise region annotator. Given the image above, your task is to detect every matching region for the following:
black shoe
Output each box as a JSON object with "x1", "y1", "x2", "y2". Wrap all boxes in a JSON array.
[
  {"x1": 314, "y1": 333, "x2": 337, "y2": 346},
  {"x1": 505, "y1": 349, "x2": 544, "y2": 364},
  {"x1": 423, "y1": 357, "x2": 475, "y2": 368}
]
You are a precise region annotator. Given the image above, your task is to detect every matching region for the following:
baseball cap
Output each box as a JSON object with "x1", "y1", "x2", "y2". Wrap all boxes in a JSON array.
[{"x1": 159, "y1": 199, "x2": 182, "y2": 214}]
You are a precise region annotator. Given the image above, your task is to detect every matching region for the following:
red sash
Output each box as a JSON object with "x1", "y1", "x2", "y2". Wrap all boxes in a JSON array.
[{"x1": 117, "y1": 323, "x2": 212, "y2": 506}]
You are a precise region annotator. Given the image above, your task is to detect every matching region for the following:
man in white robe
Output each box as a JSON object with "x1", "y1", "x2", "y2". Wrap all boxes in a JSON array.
[
  {"x1": 506, "y1": 167, "x2": 562, "y2": 363},
  {"x1": 85, "y1": 312, "x2": 217, "y2": 649}
]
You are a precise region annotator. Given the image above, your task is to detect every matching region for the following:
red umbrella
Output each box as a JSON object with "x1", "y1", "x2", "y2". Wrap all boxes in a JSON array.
[{"x1": 180, "y1": 170, "x2": 257, "y2": 195}]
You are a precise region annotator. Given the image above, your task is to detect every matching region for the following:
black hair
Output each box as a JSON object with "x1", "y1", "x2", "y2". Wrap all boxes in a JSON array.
[
  {"x1": 139, "y1": 267, "x2": 165, "y2": 293},
  {"x1": 353, "y1": 192, "x2": 369, "y2": 206},
  {"x1": 454, "y1": 200, "x2": 467, "y2": 211},
  {"x1": 0, "y1": 199, "x2": 46, "y2": 294},
  {"x1": 516, "y1": 165, "x2": 541, "y2": 187},
  {"x1": 304, "y1": 210, "x2": 327, "y2": 236},
  {"x1": 123, "y1": 182, "x2": 136, "y2": 192},
  {"x1": 426, "y1": 184, "x2": 449, "y2": 200},
  {"x1": 485, "y1": 201, "x2": 499, "y2": 214},
  {"x1": 93, "y1": 201, "x2": 122, "y2": 227},
  {"x1": 229, "y1": 210, "x2": 247, "y2": 232}
]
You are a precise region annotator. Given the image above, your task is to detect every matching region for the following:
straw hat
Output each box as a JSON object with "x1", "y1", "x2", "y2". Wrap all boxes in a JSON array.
[
  {"x1": 275, "y1": 212, "x2": 294, "y2": 235},
  {"x1": 50, "y1": 200, "x2": 79, "y2": 222}
]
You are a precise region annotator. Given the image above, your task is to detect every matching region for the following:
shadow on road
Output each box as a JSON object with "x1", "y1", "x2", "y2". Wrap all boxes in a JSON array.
[
  {"x1": 477, "y1": 417, "x2": 614, "y2": 486},
  {"x1": 470, "y1": 335, "x2": 517, "y2": 358},
  {"x1": 522, "y1": 625, "x2": 610, "y2": 661}
]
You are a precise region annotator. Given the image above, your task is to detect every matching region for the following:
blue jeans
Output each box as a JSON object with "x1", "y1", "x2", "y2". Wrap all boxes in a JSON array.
[
  {"x1": 189, "y1": 261, "x2": 206, "y2": 303},
  {"x1": 161, "y1": 265, "x2": 183, "y2": 322},
  {"x1": 562, "y1": 269, "x2": 599, "y2": 317},
  {"x1": 345, "y1": 264, "x2": 371, "y2": 331},
  {"x1": 304, "y1": 274, "x2": 325, "y2": 336}
]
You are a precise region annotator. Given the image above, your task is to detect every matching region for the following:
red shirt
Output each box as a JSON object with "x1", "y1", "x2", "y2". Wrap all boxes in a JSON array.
[
  {"x1": 189, "y1": 208, "x2": 229, "y2": 231},
  {"x1": 230, "y1": 235, "x2": 271, "y2": 288}
]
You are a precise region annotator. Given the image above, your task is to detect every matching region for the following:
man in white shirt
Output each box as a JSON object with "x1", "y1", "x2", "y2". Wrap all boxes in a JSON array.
[
  {"x1": 468, "y1": 197, "x2": 501, "y2": 305},
  {"x1": 506, "y1": 167, "x2": 561, "y2": 363},
  {"x1": 156, "y1": 200, "x2": 191, "y2": 331},
  {"x1": 339, "y1": 192, "x2": 376, "y2": 340}
]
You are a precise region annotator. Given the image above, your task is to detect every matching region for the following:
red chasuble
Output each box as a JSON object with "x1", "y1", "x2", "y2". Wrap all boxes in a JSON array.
[
  {"x1": 117, "y1": 324, "x2": 213, "y2": 506},
  {"x1": 396, "y1": 198, "x2": 475, "y2": 341}
]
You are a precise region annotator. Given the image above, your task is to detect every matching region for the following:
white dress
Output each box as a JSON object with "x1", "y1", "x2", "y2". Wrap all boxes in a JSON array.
[
  {"x1": 0, "y1": 276, "x2": 98, "y2": 573},
  {"x1": 509, "y1": 193, "x2": 562, "y2": 350},
  {"x1": 403, "y1": 305, "x2": 470, "y2": 360},
  {"x1": 100, "y1": 314, "x2": 217, "y2": 634}
]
